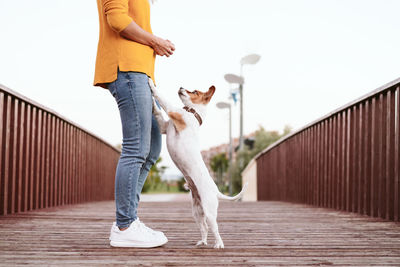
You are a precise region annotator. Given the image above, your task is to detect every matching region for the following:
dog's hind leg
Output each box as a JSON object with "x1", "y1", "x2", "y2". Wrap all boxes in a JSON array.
[
  {"x1": 152, "y1": 98, "x2": 168, "y2": 134},
  {"x1": 207, "y1": 215, "x2": 224, "y2": 249},
  {"x1": 191, "y1": 199, "x2": 208, "y2": 246},
  {"x1": 194, "y1": 214, "x2": 208, "y2": 246},
  {"x1": 204, "y1": 204, "x2": 224, "y2": 249}
]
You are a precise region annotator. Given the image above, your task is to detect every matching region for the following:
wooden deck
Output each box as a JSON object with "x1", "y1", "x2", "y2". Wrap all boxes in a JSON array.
[{"x1": 1, "y1": 200, "x2": 400, "y2": 266}]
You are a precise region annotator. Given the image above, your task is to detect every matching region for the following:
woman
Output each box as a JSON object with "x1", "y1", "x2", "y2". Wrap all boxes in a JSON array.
[{"x1": 94, "y1": 0, "x2": 175, "y2": 248}]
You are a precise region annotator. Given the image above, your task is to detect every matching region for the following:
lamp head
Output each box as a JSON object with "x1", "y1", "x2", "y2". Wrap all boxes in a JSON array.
[
  {"x1": 224, "y1": 74, "x2": 244, "y2": 85},
  {"x1": 240, "y1": 54, "x2": 261, "y2": 65},
  {"x1": 216, "y1": 102, "x2": 230, "y2": 109}
]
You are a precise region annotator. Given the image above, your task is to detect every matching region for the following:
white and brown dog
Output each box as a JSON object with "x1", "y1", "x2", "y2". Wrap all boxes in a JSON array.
[{"x1": 148, "y1": 78, "x2": 248, "y2": 249}]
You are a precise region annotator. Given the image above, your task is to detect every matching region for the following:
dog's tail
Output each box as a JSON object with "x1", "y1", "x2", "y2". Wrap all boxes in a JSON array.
[{"x1": 217, "y1": 182, "x2": 248, "y2": 201}]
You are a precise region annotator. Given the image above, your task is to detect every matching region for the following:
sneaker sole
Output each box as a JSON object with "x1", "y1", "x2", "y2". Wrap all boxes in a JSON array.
[{"x1": 110, "y1": 238, "x2": 168, "y2": 248}]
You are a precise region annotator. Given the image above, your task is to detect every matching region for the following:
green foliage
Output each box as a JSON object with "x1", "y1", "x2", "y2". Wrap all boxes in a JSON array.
[
  {"x1": 231, "y1": 125, "x2": 292, "y2": 193},
  {"x1": 142, "y1": 157, "x2": 166, "y2": 193},
  {"x1": 210, "y1": 153, "x2": 229, "y2": 190},
  {"x1": 177, "y1": 177, "x2": 187, "y2": 192},
  {"x1": 140, "y1": 158, "x2": 187, "y2": 194}
]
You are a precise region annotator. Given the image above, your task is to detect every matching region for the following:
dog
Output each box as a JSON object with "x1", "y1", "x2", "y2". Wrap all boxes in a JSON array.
[{"x1": 148, "y1": 78, "x2": 248, "y2": 249}]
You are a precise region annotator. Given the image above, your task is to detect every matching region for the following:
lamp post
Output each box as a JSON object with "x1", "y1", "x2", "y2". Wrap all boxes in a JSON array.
[
  {"x1": 224, "y1": 74, "x2": 244, "y2": 149},
  {"x1": 224, "y1": 53, "x2": 261, "y2": 150},
  {"x1": 216, "y1": 101, "x2": 232, "y2": 195}
]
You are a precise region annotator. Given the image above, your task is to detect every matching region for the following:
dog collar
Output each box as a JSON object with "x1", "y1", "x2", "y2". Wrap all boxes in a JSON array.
[{"x1": 183, "y1": 106, "x2": 203, "y2": 126}]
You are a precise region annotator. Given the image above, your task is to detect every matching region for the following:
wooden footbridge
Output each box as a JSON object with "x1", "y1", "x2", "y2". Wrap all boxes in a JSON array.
[
  {"x1": 1, "y1": 200, "x2": 399, "y2": 266},
  {"x1": 1, "y1": 78, "x2": 400, "y2": 266}
]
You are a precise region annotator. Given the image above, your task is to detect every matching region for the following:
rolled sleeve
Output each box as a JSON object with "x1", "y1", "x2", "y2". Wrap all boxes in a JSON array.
[{"x1": 103, "y1": 0, "x2": 133, "y2": 33}]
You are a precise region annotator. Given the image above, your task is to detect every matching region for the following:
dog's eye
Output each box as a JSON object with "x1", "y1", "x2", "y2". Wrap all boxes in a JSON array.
[{"x1": 193, "y1": 91, "x2": 198, "y2": 95}]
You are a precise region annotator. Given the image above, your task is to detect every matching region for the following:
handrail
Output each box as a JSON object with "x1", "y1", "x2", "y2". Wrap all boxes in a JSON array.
[
  {"x1": 0, "y1": 84, "x2": 120, "y2": 154},
  {"x1": 255, "y1": 77, "x2": 400, "y2": 159},
  {"x1": 254, "y1": 77, "x2": 400, "y2": 222},
  {"x1": 1, "y1": 84, "x2": 121, "y2": 216}
]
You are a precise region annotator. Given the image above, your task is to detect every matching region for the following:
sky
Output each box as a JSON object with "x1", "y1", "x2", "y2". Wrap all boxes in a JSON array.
[{"x1": 1, "y1": 0, "x2": 400, "y2": 179}]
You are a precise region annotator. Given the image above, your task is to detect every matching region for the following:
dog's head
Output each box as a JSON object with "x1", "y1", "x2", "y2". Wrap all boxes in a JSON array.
[{"x1": 178, "y1": 86, "x2": 216, "y2": 107}]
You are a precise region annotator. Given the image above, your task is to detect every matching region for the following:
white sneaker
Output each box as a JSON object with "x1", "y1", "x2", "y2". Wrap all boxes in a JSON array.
[
  {"x1": 109, "y1": 219, "x2": 168, "y2": 248},
  {"x1": 136, "y1": 217, "x2": 166, "y2": 238},
  {"x1": 110, "y1": 219, "x2": 166, "y2": 238}
]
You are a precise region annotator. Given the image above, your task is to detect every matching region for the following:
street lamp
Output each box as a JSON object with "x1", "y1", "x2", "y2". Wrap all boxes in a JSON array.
[
  {"x1": 224, "y1": 73, "x2": 244, "y2": 149},
  {"x1": 240, "y1": 54, "x2": 261, "y2": 74},
  {"x1": 216, "y1": 101, "x2": 232, "y2": 195},
  {"x1": 224, "y1": 53, "x2": 261, "y2": 150}
]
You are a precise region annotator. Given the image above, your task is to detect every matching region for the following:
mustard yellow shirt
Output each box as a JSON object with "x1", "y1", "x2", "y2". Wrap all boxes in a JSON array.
[{"x1": 94, "y1": 0, "x2": 155, "y2": 88}]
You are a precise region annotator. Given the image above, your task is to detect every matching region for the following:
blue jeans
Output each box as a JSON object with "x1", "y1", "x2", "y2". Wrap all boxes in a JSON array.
[{"x1": 107, "y1": 71, "x2": 162, "y2": 229}]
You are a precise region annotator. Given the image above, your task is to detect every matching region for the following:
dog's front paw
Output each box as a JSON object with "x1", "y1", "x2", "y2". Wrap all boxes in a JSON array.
[
  {"x1": 196, "y1": 240, "x2": 207, "y2": 247},
  {"x1": 213, "y1": 241, "x2": 224, "y2": 249}
]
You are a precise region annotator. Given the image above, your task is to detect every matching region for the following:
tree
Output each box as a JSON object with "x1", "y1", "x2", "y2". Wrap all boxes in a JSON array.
[
  {"x1": 142, "y1": 157, "x2": 167, "y2": 193},
  {"x1": 177, "y1": 177, "x2": 187, "y2": 192},
  {"x1": 210, "y1": 153, "x2": 229, "y2": 191},
  {"x1": 230, "y1": 125, "x2": 292, "y2": 193}
]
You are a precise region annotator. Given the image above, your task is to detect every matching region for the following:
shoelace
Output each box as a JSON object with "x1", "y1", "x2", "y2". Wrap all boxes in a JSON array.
[{"x1": 136, "y1": 219, "x2": 158, "y2": 235}]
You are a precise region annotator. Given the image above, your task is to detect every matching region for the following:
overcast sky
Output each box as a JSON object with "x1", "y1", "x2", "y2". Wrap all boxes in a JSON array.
[{"x1": 1, "y1": 0, "x2": 399, "y2": 178}]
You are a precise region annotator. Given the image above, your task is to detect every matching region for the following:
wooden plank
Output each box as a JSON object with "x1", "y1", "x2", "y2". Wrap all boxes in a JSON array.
[
  {"x1": 23, "y1": 104, "x2": 31, "y2": 212},
  {"x1": 2, "y1": 95, "x2": 12, "y2": 216},
  {"x1": 370, "y1": 97, "x2": 377, "y2": 217},
  {"x1": 337, "y1": 112, "x2": 342, "y2": 210},
  {"x1": 332, "y1": 115, "x2": 337, "y2": 209},
  {"x1": 44, "y1": 113, "x2": 50, "y2": 208},
  {"x1": 77, "y1": 129, "x2": 81, "y2": 204},
  {"x1": 365, "y1": 100, "x2": 372, "y2": 216},
  {"x1": 81, "y1": 132, "x2": 86, "y2": 203},
  {"x1": 358, "y1": 102, "x2": 364, "y2": 215},
  {"x1": 341, "y1": 110, "x2": 347, "y2": 211},
  {"x1": 63, "y1": 122, "x2": 68, "y2": 205},
  {"x1": 345, "y1": 109, "x2": 351, "y2": 212},
  {"x1": 29, "y1": 107, "x2": 36, "y2": 211},
  {"x1": 54, "y1": 118, "x2": 60, "y2": 207},
  {"x1": 328, "y1": 118, "x2": 333, "y2": 209},
  {"x1": 17, "y1": 101, "x2": 25, "y2": 213},
  {"x1": 310, "y1": 126, "x2": 315, "y2": 205},
  {"x1": 316, "y1": 124, "x2": 323, "y2": 206},
  {"x1": 60, "y1": 121, "x2": 65, "y2": 206},
  {"x1": 65, "y1": 123, "x2": 70, "y2": 205},
  {"x1": 34, "y1": 109, "x2": 42, "y2": 210},
  {"x1": 351, "y1": 106, "x2": 357, "y2": 213},
  {"x1": 386, "y1": 90, "x2": 395, "y2": 220},
  {"x1": 379, "y1": 93, "x2": 387, "y2": 219},
  {"x1": 396, "y1": 87, "x2": 400, "y2": 222},
  {"x1": 0, "y1": 93, "x2": 5, "y2": 214},
  {"x1": 40, "y1": 111, "x2": 47, "y2": 209},
  {"x1": 0, "y1": 201, "x2": 399, "y2": 266},
  {"x1": 9, "y1": 98, "x2": 18, "y2": 214},
  {"x1": 70, "y1": 127, "x2": 75, "y2": 204},
  {"x1": 49, "y1": 115, "x2": 55, "y2": 207},
  {"x1": 323, "y1": 122, "x2": 327, "y2": 207},
  {"x1": 0, "y1": 92, "x2": 4, "y2": 215}
]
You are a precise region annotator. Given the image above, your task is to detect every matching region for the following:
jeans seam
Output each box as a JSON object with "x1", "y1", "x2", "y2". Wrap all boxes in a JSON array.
[
  {"x1": 126, "y1": 76, "x2": 142, "y2": 222},
  {"x1": 115, "y1": 73, "x2": 141, "y2": 226}
]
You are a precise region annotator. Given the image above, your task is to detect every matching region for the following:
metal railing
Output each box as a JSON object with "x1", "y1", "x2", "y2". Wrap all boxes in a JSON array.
[
  {"x1": 255, "y1": 78, "x2": 400, "y2": 222},
  {"x1": 0, "y1": 84, "x2": 120, "y2": 216}
]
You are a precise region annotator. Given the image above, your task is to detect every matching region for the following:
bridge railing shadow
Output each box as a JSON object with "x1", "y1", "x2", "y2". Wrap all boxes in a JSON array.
[
  {"x1": 0, "y1": 84, "x2": 120, "y2": 216},
  {"x1": 250, "y1": 78, "x2": 400, "y2": 222}
]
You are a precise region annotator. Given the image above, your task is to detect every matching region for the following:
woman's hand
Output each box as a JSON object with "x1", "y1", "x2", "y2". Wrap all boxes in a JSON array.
[
  {"x1": 120, "y1": 22, "x2": 175, "y2": 57},
  {"x1": 151, "y1": 37, "x2": 175, "y2": 57}
]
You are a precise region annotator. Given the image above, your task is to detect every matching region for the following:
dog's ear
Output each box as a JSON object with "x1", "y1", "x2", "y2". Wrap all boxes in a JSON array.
[{"x1": 203, "y1": 86, "x2": 216, "y2": 103}]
